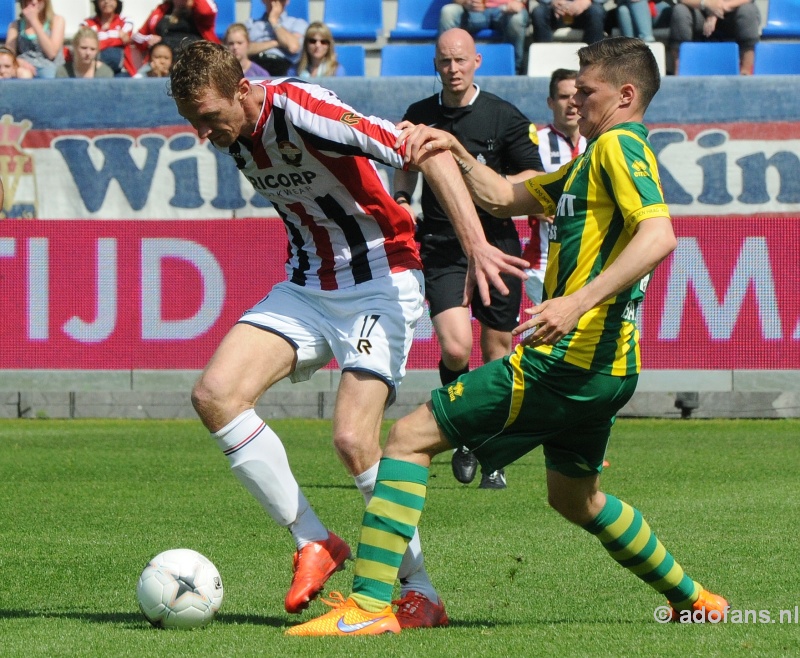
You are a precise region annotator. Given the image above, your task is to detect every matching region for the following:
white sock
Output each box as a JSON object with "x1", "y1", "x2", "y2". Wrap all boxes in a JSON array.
[
  {"x1": 353, "y1": 462, "x2": 438, "y2": 601},
  {"x1": 213, "y1": 409, "x2": 327, "y2": 548},
  {"x1": 354, "y1": 462, "x2": 379, "y2": 503}
]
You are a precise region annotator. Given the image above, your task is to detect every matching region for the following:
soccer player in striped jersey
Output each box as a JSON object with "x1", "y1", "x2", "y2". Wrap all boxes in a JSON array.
[
  {"x1": 168, "y1": 40, "x2": 528, "y2": 627},
  {"x1": 523, "y1": 67, "x2": 587, "y2": 306},
  {"x1": 288, "y1": 37, "x2": 727, "y2": 636}
]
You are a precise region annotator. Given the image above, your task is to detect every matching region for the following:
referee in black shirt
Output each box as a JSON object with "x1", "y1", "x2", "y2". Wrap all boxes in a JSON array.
[{"x1": 393, "y1": 28, "x2": 543, "y2": 489}]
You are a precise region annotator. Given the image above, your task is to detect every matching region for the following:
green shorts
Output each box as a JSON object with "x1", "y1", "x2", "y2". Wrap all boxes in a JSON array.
[{"x1": 430, "y1": 347, "x2": 638, "y2": 477}]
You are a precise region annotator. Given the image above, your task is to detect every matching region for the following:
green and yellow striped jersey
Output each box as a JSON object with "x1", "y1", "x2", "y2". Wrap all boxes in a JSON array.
[{"x1": 523, "y1": 121, "x2": 670, "y2": 376}]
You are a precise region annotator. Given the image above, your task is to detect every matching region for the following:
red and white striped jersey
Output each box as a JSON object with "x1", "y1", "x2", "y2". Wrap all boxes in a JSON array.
[
  {"x1": 81, "y1": 14, "x2": 134, "y2": 50},
  {"x1": 218, "y1": 79, "x2": 422, "y2": 291},
  {"x1": 537, "y1": 124, "x2": 586, "y2": 173},
  {"x1": 522, "y1": 124, "x2": 587, "y2": 271}
]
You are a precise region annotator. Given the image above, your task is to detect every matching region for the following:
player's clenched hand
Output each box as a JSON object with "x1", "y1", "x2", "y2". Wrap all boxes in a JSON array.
[
  {"x1": 511, "y1": 295, "x2": 584, "y2": 347},
  {"x1": 465, "y1": 243, "x2": 529, "y2": 307},
  {"x1": 395, "y1": 123, "x2": 459, "y2": 165}
]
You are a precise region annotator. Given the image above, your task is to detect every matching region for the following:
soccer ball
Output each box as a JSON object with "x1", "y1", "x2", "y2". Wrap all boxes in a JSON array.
[{"x1": 136, "y1": 548, "x2": 224, "y2": 629}]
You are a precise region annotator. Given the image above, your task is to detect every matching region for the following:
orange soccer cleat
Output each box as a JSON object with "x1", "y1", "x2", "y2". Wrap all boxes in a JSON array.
[
  {"x1": 393, "y1": 591, "x2": 449, "y2": 629},
  {"x1": 284, "y1": 532, "x2": 351, "y2": 614},
  {"x1": 285, "y1": 592, "x2": 401, "y2": 636},
  {"x1": 670, "y1": 588, "x2": 729, "y2": 623}
]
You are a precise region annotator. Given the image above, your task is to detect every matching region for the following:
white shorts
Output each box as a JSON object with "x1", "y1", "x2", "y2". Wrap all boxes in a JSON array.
[
  {"x1": 239, "y1": 270, "x2": 425, "y2": 403},
  {"x1": 524, "y1": 267, "x2": 545, "y2": 306}
]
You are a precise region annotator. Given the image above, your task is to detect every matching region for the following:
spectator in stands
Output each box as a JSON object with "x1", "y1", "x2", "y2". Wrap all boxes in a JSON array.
[
  {"x1": 530, "y1": 0, "x2": 606, "y2": 45},
  {"x1": 0, "y1": 46, "x2": 34, "y2": 79},
  {"x1": 134, "y1": 42, "x2": 173, "y2": 77},
  {"x1": 668, "y1": 0, "x2": 760, "y2": 74},
  {"x1": 133, "y1": 0, "x2": 219, "y2": 60},
  {"x1": 295, "y1": 22, "x2": 345, "y2": 78},
  {"x1": 439, "y1": 0, "x2": 529, "y2": 75},
  {"x1": 56, "y1": 27, "x2": 114, "y2": 79},
  {"x1": 615, "y1": 0, "x2": 661, "y2": 41},
  {"x1": 5, "y1": 0, "x2": 65, "y2": 79},
  {"x1": 247, "y1": 0, "x2": 308, "y2": 77},
  {"x1": 82, "y1": 0, "x2": 136, "y2": 77},
  {"x1": 224, "y1": 23, "x2": 270, "y2": 79}
]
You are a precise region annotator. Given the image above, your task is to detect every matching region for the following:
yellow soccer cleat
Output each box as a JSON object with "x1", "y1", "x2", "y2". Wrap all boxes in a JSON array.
[{"x1": 285, "y1": 592, "x2": 401, "y2": 636}]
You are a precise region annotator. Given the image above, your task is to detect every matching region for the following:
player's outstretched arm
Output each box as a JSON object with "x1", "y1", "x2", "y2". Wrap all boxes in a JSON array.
[
  {"x1": 396, "y1": 122, "x2": 543, "y2": 217},
  {"x1": 413, "y1": 148, "x2": 530, "y2": 307},
  {"x1": 513, "y1": 216, "x2": 677, "y2": 347}
]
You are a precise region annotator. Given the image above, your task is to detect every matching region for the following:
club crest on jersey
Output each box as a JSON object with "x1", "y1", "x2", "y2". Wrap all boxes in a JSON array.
[
  {"x1": 278, "y1": 141, "x2": 302, "y2": 166},
  {"x1": 476, "y1": 154, "x2": 487, "y2": 165},
  {"x1": 340, "y1": 112, "x2": 361, "y2": 126}
]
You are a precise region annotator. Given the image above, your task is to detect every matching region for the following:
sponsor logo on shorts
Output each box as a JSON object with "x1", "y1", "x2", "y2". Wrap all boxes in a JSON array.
[{"x1": 447, "y1": 381, "x2": 464, "y2": 402}]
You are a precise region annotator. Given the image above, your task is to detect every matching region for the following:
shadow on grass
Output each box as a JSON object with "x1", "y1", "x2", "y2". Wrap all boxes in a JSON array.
[{"x1": 0, "y1": 609, "x2": 285, "y2": 628}]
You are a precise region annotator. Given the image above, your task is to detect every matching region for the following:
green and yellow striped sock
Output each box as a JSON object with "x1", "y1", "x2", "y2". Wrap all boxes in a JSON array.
[
  {"x1": 583, "y1": 494, "x2": 700, "y2": 608},
  {"x1": 351, "y1": 457, "x2": 428, "y2": 613}
]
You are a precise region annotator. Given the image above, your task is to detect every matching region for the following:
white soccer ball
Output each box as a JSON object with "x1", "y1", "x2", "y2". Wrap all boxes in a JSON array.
[{"x1": 136, "y1": 548, "x2": 224, "y2": 629}]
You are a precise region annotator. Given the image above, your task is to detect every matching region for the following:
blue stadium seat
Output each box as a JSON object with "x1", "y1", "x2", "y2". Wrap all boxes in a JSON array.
[
  {"x1": 335, "y1": 44, "x2": 366, "y2": 77},
  {"x1": 380, "y1": 43, "x2": 514, "y2": 76},
  {"x1": 215, "y1": 0, "x2": 237, "y2": 39},
  {"x1": 761, "y1": 0, "x2": 800, "y2": 39},
  {"x1": 475, "y1": 43, "x2": 515, "y2": 75},
  {"x1": 325, "y1": 0, "x2": 383, "y2": 41},
  {"x1": 753, "y1": 42, "x2": 800, "y2": 74},
  {"x1": 388, "y1": 0, "x2": 503, "y2": 43},
  {"x1": 380, "y1": 44, "x2": 436, "y2": 76},
  {"x1": 250, "y1": 0, "x2": 310, "y2": 22},
  {"x1": 678, "y1": 42, "x2": 739, "y2": 76},
  {"x1": 0, "y1": 1, "x2": 14, "y2": 42},
  {"x1": 390, "y1": 0, "x2": 449, "y2": 40}
]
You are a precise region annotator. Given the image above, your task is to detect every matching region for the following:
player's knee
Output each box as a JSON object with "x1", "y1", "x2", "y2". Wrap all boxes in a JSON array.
[
  {"x1": 331, "y1": 427, "x2": 362, "y2": 461},
  {"x1": 441, "y1": 343, "x2": 471, "y2": 369},
  {"x1": 191, "y1": 375, "x2": 228, "y2": 423}
]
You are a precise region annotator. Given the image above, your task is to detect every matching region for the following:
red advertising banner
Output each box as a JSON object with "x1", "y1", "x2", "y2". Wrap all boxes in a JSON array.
[{"x1": 1, "y1": 217, "x2": 798, "y2": 370}]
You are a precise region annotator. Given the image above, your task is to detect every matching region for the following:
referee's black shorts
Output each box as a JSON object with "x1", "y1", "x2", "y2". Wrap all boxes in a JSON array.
[{"x1": 419, "y1": 226, "x2": 522, "y2": 332}]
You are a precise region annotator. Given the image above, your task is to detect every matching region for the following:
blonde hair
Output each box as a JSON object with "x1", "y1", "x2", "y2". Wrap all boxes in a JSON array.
[
  {"x1": 296, "y1": 22, "x2": 339, "y2": 77},
  {"x1": 170, "y1": 40, "x2": 243, "y2": 104},
  {"x1": 72, "y1": 26, "x2": 100, "y2": 50},
  {"x1": 224, "y1": 22, "x2": 250, "y2": 44}
]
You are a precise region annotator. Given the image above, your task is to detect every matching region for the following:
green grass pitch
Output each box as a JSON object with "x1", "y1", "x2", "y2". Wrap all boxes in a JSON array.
[{"x1": 1, "y1": 418, "x2": 799, "y2": 657}]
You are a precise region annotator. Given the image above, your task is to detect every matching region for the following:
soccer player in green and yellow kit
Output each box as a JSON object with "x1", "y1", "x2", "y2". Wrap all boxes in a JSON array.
[{"x1": 286, "y1": 37, "x2": 728, "y2": 636}]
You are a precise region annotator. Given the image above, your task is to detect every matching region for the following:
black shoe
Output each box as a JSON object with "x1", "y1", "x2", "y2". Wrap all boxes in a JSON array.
[
  {"x1": 479, "y1": 468, "x2": 507, "y2": 489},
  {"x1": 451, "y1": 447, "x2": 477, "y2": 484}
]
